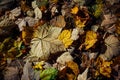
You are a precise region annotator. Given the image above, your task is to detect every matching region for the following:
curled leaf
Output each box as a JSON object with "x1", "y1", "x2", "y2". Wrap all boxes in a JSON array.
[
  {"x1": 56, "y1": 52, "x2": 73, "y2": 65},
  {"x1": 84, "y1": 31, "x2": 97, "y2": 50},
  {"x1": 77, "y1": 67, "x2": 89, "y2": 80},
  {"x1": 50, "y1": 15, "x2": 66, "y2": 28}
]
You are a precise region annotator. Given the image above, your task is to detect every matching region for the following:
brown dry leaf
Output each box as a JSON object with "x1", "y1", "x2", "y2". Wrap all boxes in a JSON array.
[
  {"x1": 67, "y1": 61, "x2": 79, "y2": 75},
  {"x1": 100, "y1": 35, "x2": 120, "y2": 60},
  {"x1": 20, "y1": 0, "x2": 30, "y2": 14},
  {"x1": 50, "y1": 15, "x2": 66, "y2": 28},
  {"x1": 22, "y1": 27, "x2": 34, "y2": 45},
  {"x1": 116, "y1": 22, "x2": 120, "y2": 35}
]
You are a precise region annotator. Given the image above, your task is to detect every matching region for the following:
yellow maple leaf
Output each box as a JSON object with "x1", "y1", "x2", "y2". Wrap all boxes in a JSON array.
[
  {"x1": 84, "y1": 31, "x2": 97, "y2": 50},
  {"x1": 58, "y1": 30, "x2": 73, "y2": 48},
  {"x1": 71, "y1": 6, "x2": 79, "y2": 14}
]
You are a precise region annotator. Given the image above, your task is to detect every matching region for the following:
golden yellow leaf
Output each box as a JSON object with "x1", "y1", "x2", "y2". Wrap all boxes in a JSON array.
[
  {"x1": 75, "y1": 19, "x2": 86, "y2": 28},
  {"x1": 58, "y1": 30, "x2": 73, "y2": 48},
  {"x1": 71, "y1": 6, "x2": 79, "y2": 14},
  {"x1": 100, "y1": 61, "x2": 112, "y2": 78},
  {"x1": 84, "y1": 31, "x2": 97, "y2": 50},
  {"x1": 33, "y1": 61, "x2": 45, "y2": 69},
  {"x1": 95, "y1": 57, "x2": 113, "y2": 78}
]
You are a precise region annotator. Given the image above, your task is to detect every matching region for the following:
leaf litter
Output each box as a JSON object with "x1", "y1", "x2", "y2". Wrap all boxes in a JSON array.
[{"x1": 0, "y1": 0, "x2": 120, "y2": 80}]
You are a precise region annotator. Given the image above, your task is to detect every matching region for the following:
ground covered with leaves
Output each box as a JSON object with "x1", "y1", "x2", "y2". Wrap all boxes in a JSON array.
[{"x1": 0, "y1": 0, "x2": 120, "y2": 80}]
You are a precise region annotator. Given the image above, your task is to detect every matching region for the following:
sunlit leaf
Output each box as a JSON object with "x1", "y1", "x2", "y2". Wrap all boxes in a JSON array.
[
  {"x1": 84, "y1": 31, "x2": 97, "y2": 50},
  {"x1": 58, "y1": 29, "x2": 73, "y2": 48},
  {"x1": 71, "y1": 6, "x2": 79, "y2": 14}
]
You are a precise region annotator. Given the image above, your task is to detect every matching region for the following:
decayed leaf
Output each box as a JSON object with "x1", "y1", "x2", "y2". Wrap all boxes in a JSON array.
[
  {"x1": 66, "y1": 61, "x2": 79, "y2": 80},
  {"x1": 84, "y1": 31, "x2": 97, "y2": 50},
  {"x1": 77, "y1": 67, "x2": 89, "y2": 80},
  {"x1": 95, "y1": 57, "x2": 112, "y2": 78},
  {"x1": 15, "y1": 19, "x2": 26, "y2": 31},
  {"x1": 30, "y1": 23, "x2": 65, "y2": 60},
  {"x1": 21, "y1": 60, "x2": 34, "y2": 80},
  {"x1": 4, "y1": 67, "x2": 20, "y2": 80},
  {"x1": 9, "y1": 7, "x2": 21, "y2": 20},
  {"x1": 116, "y1": 22, "x2": 120, "y2": 35},
  {"x1": 75, "y1": 8, "x2": 90, "y2": 28},
  {"x1": 22, "y1": 26, "x2": 34, "y2": 45},
  {"x1": 71, "y1": 6, "x2": 79, "y2": 14},
  {"x1": 34, "y1": 7, "x2": 42, "y2": 20},
  {"x1": 40, "y1": 68, "x2": 58, "y2": 80},
  {"x1": 75, "y1": 19, "x2": 86, "y2": 28},
  {"x1": 58, "y1": 29, "x2": 73, "y2": 48},
  {"x1": 99, "y1": 61, "x2": 112, "y2": 78},
  {"x1": 50, "y1": 15, "x2": 66, "y2": 28},
  {"x1": 67, "y1": 61, "x2": 79, "y2": 76},
  {"x1": 56, "y1": 52, "x2": 73, "y2": 65},
  {"x1": 101, "y1": 14, "x2": 117, "y2": 27},
  {"x1": 100, "y1": 35, "x2": 120, "y2": 60},
  {"x1": 71, "y1": 28, "x2": 79, "y2": 40}
]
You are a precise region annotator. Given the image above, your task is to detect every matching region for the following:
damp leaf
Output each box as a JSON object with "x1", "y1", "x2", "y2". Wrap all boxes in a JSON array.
[{"x1": 58, "y1": 29, "x2": 73, "y2": 48}]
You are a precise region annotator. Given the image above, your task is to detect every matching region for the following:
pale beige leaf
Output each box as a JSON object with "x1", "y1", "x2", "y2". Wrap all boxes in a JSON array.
[{"x1": 30, "y1": 24, "x2": 65, "y2": 60}]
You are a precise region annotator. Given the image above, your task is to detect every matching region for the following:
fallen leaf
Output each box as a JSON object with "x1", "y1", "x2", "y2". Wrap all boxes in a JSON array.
[
  {"x1": 99, "y1": 61, "x2": 112, "y2": 78},
  {"x1": 56, "y1": 52, "x2": 73, "y2": 65},
  {"x1": 34, "y1": 7, "x2": 42, "y2": 20},
  {"x1": 95, "y1": 57, "x2": 113, "y2": 78},
  {"x1": 100, "y1": 35, "x2": 120, "y2": 60},
  {"x1": 40, "y1": 68, "x2": 58, "y2": 80},
  {"x1": 33, "y1": 61, "x2": 45, "y2": 69},
  {"x1": 75, "y1": 18, "x2": 86, "y2": 28},
  {"x1": 84, "y1": 31, "x2": 97, "y2": 50},
  {"x1": 30, "y1": 23, "x2": 65, "y2": 60},
  {"x1": 50, "y1": 15, "x2": 66, "y2": 28},
  {"x1": 71, "y1": 6, "x2": 79, "y2": 14},
  {"x1": 67, "y1": 61, "x2": 79, "y2": 76},
  {"x1": 77, "y1": 67, "x2": 89, "y2": 80},
  {"x1": 58, "y1": 29, "x2": 73, "y2": 48}
]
